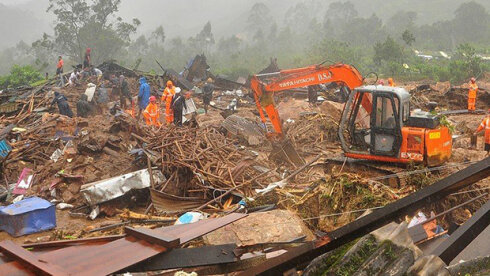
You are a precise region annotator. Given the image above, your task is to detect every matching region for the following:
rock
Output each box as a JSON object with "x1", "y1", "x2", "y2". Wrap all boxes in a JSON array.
[
  {"x1": 67, "y1": 183, "x2": 80, "y2": 194},
  {"x1": 447, "y1": 256, "x2": 490, "y2": 275},
  {"x1": 203, "y1": 209, "x2": 314, "y2": 246},
  {"x1": 407, "y1": 255, "x2": 450, "y2": 276},
  {"x1": 304, "y1": 223, "x2": 452, "y2": 276},
  {"x1": 61, "y1": 190, "x2": 75, "y2": 203}
]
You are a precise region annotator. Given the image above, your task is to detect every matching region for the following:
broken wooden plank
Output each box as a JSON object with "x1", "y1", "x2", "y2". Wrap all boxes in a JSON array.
[
  {"x1": 0, "y1": 240, "x2": 67, "y2": 276},
  {"x1": 124, "y1": 227, "x2": 180, "y2": 248}
]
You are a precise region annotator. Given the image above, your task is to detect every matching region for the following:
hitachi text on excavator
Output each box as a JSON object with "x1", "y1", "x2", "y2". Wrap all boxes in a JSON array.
[{"x1": 250, "y1": 62, "x2": 452, "y2": 166}]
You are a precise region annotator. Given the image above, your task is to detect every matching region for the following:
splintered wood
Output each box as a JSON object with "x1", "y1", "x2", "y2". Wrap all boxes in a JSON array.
[{"x1": 146, "y1": 126, "x2": 275, "y2": 199}]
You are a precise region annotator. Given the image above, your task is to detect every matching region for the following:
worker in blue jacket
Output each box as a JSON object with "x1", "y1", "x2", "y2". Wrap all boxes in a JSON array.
[{"x1": 138, "y1": 76, "x2": 150, "y2": 118}]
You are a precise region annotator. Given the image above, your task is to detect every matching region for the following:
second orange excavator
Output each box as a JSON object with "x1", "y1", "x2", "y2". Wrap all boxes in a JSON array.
[{"x1": 250, "y1": 62, "x2": 452, "y2": 166}]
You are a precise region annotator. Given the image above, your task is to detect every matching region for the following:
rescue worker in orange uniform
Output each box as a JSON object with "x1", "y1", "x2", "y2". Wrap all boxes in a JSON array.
[
  {"x1": 468, "y1": 77, "x2": 478, "y2": 112},
  {"x1": 388, "y1": 78, "x2": 396, "y2": 87},
  {"x1": 474, "y1": 109, "x2": 490, "y2": 155},
  {"x1": 161, "y1": 80, "x2": 176, "y2": 124},
  {"x1": 143, "y1": 96, "x2": 161, "y2": 127}
]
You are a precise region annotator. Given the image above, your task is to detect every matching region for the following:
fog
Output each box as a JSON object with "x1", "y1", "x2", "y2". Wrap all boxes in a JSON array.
[
  {"x1": 0, "y1": 0, "x2": 488, "y2": 84},
  {"x1": 2, "y1": 0, "x2": 489, "y2": 49}
]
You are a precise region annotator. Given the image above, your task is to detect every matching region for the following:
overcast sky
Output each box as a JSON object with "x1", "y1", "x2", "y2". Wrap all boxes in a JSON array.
[{"x1": 1, "y1": 0, "x2": 489, "y2": 50}]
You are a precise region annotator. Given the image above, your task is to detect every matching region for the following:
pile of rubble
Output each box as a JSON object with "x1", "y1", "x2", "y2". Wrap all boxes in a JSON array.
[{"x1": 0, "y1": 58, "x2": 489, "y2": 275}]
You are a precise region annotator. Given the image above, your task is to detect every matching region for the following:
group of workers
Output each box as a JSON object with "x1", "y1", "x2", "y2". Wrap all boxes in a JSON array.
[
  {"x1": 379, "y1": 76, "x2": 488, "y2": 154},
  {"x1": 378, "y1": 78, "x2": 396, "y2": 87},
  {"x1": 54, "y1": 52, "x2": 490, "y2": 154},
  {"x1": 140, "y1": 78, "x2": 193, "y2": 127},
  {"x1": 57, "y1": 48, "x2": 102, "y2": 87}
]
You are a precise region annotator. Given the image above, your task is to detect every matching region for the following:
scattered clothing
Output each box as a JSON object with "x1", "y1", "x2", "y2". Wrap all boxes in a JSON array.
[
  {"x1": 84, "y1": 83, "x2": 97, "y2": 102},
  {"x1": 227, "y1": 98, "x2": 237, "y2": 111},
  {"x1": 51, "y1": 92, "x2": 73, "y2": 118}
]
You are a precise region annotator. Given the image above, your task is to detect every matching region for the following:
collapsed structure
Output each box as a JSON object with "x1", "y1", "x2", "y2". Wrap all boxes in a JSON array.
[{"x1": 0, "y1": 58, "x2": 489, "y2": 275}]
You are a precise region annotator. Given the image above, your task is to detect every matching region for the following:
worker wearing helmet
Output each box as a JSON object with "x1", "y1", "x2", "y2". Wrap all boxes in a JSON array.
[
  {"x1": 143, "y1": 96, "x2": 161, "y2": 127},
  {"x1": 474, "y1": 109, "x2": 490, "y2": 155},
  {"x1": 388, "y1": 78, "x2": 396, "y2": 87},
  {"x1": 161, "y1": 80, "x2": 176, "y2": 124},
  {"x1": 468, "y1": 77, "x2": 478, "y2": 112}
]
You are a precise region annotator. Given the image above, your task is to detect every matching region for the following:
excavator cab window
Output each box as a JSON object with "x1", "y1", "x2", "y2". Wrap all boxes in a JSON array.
[
  {"x1": 370, "y1": 93, "x2": 402, "y2": 156},
  {"x1": 347, "y1": 91, "x2": 372, "y2": 152},
  {"x1": 402, "y1": 101, "x2": 410, "y2": 122},
  {"x1": 341, "y1": 89, "x2": 402, "y2": 157}
]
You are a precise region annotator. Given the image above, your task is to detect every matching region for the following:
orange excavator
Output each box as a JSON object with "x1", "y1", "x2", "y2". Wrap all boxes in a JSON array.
[{"x1": 251, "y1": 62, "x2": 452, "y2": 166}]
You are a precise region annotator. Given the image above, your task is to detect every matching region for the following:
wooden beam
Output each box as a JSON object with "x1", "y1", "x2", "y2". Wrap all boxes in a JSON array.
[{"x1": 0, "y1": 240, "x2": 67, "y2": 276}]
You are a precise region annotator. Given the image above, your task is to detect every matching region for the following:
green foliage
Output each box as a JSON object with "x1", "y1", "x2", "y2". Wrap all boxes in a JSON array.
[
  {"x1": 373, "y1": 36, "x2": 404, "y2": 66},
  {"x1": 448, "y1": 43, "x2": 483, "y2": 83},
  {"x1": 0, "y1": 65, "x2": 42, "y2": 89},
  {"x1": 438, "y1": 114, "x2": 455, "y2": 133},
  {"x1": 401, "y1": 30, "x2": 415, "y2": 46},
  {"x1": 43, "y1": 0, "x2": 139, "y2": 63},
  {"x1": 405, "y1": 162, "x2": 439, "y2": 189},
  {"x1": 334, "y1": 235, "x2": 379, "y2": 276}
]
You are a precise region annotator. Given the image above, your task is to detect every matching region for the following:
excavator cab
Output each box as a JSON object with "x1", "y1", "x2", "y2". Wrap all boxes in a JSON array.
[{"x1": 339, "y1": 85, "x2": 452, "y2": 165}]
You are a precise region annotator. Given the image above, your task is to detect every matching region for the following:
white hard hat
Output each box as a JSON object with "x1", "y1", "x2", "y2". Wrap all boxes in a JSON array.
[{"x1": 175, "y1": 87, "x2": 181, "y2": 93}]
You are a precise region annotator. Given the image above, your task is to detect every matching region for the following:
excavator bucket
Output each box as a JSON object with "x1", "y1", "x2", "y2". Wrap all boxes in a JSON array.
[{"x1": 269, "y1": 139, "x2": 305, "y2": 167}]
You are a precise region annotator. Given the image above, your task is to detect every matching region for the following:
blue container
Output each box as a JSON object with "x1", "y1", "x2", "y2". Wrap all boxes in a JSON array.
[{"x1": 0, "y1": 197, "x2": 56, "y2": 237}]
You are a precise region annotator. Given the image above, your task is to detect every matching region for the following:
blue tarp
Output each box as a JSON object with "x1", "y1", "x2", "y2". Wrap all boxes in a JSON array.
[
  {"x1": 0, "y1": 197, "x2": 56, "y2": 237},
  {"x1": 0, "y1": 139, "x2": 11, "y2": 158}
]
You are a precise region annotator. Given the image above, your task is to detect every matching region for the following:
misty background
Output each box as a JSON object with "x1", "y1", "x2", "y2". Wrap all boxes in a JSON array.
[{"x1": 0, "y1": 0, "x2": 489, "y2": 87}]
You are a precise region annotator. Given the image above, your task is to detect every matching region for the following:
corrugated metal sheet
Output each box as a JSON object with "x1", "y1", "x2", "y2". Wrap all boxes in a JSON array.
[{"x1": 150, "y1": 188, "x2": 206, "y2": 214}]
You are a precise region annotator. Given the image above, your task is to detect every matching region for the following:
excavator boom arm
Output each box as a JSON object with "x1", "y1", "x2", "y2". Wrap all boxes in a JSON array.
[{"x1": 251, "y1": 63, "x2": 364, "y2": 135}]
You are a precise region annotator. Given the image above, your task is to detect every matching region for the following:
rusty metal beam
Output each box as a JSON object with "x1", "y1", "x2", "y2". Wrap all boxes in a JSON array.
[
  {"x1": 241, "y1": 156, "x2": 490, "y2": 275},
  {"x1": 431, "y1": 199, "x2": 490, "y2": 264}
]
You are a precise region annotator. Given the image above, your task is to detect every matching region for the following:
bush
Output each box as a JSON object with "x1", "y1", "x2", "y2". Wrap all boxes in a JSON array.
[{"x1": 0, "y1": 65, "x2": 42, "y2": 89}]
